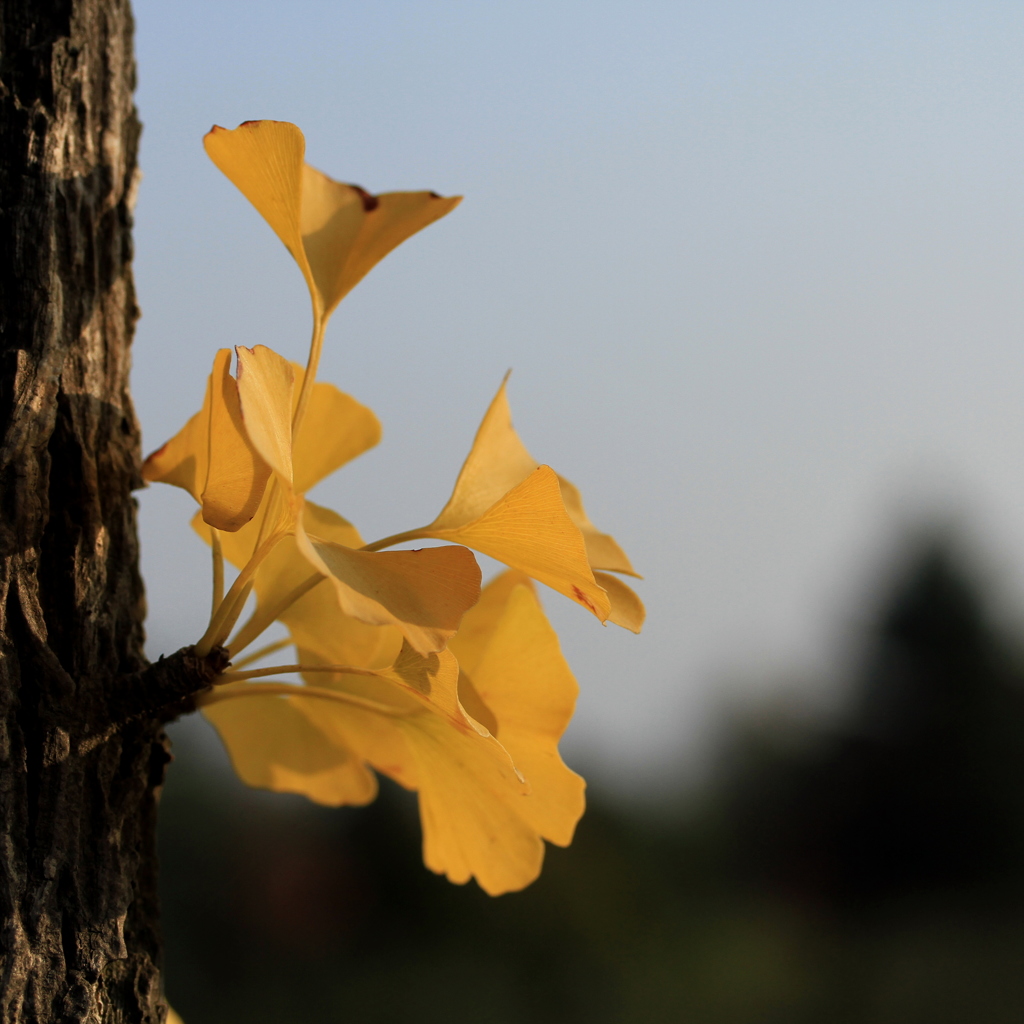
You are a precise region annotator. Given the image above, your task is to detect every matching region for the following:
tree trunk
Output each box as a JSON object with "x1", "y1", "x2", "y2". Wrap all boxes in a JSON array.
[{"x1": 0, "y1": 3, "x2": 224, "y2": 1020}]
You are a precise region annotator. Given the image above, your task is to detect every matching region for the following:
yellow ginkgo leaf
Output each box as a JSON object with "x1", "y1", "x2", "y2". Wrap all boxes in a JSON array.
[
  {"x1": 141, "y1": 375, "x2": 211, "y2": 501},
  {"x1": 316, "y1": 573, "x2": 581, "y2": 893},
  {"x1": 203, "y1": 121, "x2": 311, "y2": 295},
  {"x1": 203, "y1": 658, "x2": 516, "y2": 823},
  {"x1": 353, "y1": 379, "x2": 598, "y2": 611},
  {"x1": 298, "y1": 526, "x2": 481, "y2": 656},
  {"x1": 202, "y1": 683, "x2": 409, "y2": 806},
  {"x1": 202, "y1": 349, "x2": 273, "y2": 532},
  {"x1": 204, "y1": 691, "x2": 378, "y2": 806},
  {"x1": 235, "y1": 345, "x2": 295, "y2": 484},
  {"x1": 326, "y1": 189, "x2": 462, "y2": 313},
  {"x1": 201, "y1": 574, "x2": 585, "y2": 895},
  {"x1": 456, "y1": 582, "x2": 585, "y2": 846},
  {"x1": 593, "y1": 570, "x2": 645, "y2": 634},
  {"x1": 432, "y1": 375, "x2": 639, "y2": 581},
  {"x1": 204, "y1": 120, "x2": 460, "y2": 321},
  {"x1": 301, "y1": 639, "x2": 475, "y2": 732},
  {"x1": 397, "y1": 709, "x2": 543, "y2": 895},
  {"x1": 556, "y1": 474, "x2": 639, "y2": 577},
  {"x1": 427, "y1": 466, "x2": 610, "y2": 622},
  {"x1": 301, "y1": 165, "x2": 462, "y2": 317},
  {"x1": 379, "y1": 376, "x2": 641, "y2": 625},
  {"x1": 445, "y1": 568, "x2": 535, "y2": 676},
  {"x1": 285, "y1": 674, "x2": 537, "y2": 894},
  {"x1": 292, "y1": 372, "x2": 381, "y2": 493},
  {"x1": 430, "y1": 374, "x2": 538, "y2": 530}
]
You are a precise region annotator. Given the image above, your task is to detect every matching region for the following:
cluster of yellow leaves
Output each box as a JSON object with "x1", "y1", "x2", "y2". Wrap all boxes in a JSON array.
[{"x1": 144, "y1": 121, "x2": 643, "y2": 896}]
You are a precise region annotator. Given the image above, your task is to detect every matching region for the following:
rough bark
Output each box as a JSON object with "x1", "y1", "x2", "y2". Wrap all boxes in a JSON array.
[{"x1": 0, "y1": 2, "x2": 225, "y2": 1020}]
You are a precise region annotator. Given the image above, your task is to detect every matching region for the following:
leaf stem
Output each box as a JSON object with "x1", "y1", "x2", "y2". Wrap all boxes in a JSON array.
[
  {"x1": 360, "y1": 528, "x2": 428, "y2": 553},
  {"x1": 252, "y1": 480, "x2": 282, "y2": 551},
  {"x1": 195, "y1": 532, "x2": 286, "y2": 656},
  {"x1": 196, "y1": 681, "x2": 409, "y2": 717},
  {"x1": 292, "y1": 315, "x2": 325, "y2": 437},
  {"x1": 210, "y1": 528, "x2": 224, "y2": 615},
  {"x1": 231, "y1": 639, "x2": 293, "y2": 671},
  {"x1": 216, "y1": 664, "x2": 381, "y2": 684},
  {"x1": 227, "y1": 573, "x2": 325, "y2": 656}
]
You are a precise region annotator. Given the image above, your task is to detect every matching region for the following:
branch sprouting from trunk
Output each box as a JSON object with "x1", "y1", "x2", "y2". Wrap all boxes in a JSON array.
[{"x1": 109, "y1": 645, "x2": 230, "y2": 727}]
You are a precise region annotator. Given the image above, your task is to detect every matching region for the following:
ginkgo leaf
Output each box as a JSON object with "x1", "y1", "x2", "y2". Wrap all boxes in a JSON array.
[
  {"x1": 299, "y1": 526, "x2": 481, "y2": 655},
  {"x1": 204, "y1": 692, "x2": 378, "y2": 806},
  {"x1": 292, "y1": 372, "x2": 381, "y2": 493},
  {"x1": 285, "y1": 676, "x2": 538, "y2": 895},
  {"x1": 204, "y1": 120, "x2": 460, "y2": 321},
  {"x1": 325, "y1": 575, "x2": 581, "y2": 892},
  {"x1": 144, "y1": 357, "x2": 380, "y2": 501},
  {"x1": 202, "y1": 349, "x2": 272, "y2": 532},
  {"x1": 556, "y1": 474, "x2": 639, "y2": 577},
  {"x1": 431, "y1": 374, "x2": 538, "y2": 530},
  {"x1": 446, "y1": 569, "x2": 535, "y2": 676},
  {"x1": 393, "y1": 376, "x2": 641, "y2": 624},
  {"x1": 301, "y1": 164, "x2": 461, "y2": 316},
  {"x1": 204, "y1": 676, "x2": 532, "y2": 894},
  {"x1": 141, "y1": 375, "x2": 211, "y2": 501},
  {"x1": 426, "y1": 466, "x2": 610, "y2": 622},
  {"x1": 459, "y1": 583, "x2": 584, "y2": 846},
  {"x1": 301, "y1": 639, "x2": 476, "y2": 732},
  {"x1": 205, "y1": 576, "x2": 586, "y2": 895},
  {"x1": 594, "y1": 571, "x2": 645, "y2": 634},
  {"x1": 398, "y1": 710, "x2": 543, "y2": 895},
  {"x1": 203, "y1": 121, "x2": 312, "y2": 298},
  {"x1": 235, "y1": 345, "x2": 295, "y2": 484}
]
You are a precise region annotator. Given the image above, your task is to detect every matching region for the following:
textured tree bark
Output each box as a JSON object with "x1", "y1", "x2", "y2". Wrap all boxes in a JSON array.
[{"x1": 0, "y1": 2, "x2": 225, "y2": 1020}]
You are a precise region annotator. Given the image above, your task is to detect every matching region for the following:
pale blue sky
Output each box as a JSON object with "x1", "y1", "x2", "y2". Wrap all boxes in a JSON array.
[{"x1": 132, "y1": 1, "x2": 1024, "y2": 784}]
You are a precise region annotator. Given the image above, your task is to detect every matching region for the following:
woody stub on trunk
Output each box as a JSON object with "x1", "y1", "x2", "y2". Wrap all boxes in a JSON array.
[{"x1": 0, "y1": 2, "x2": 225, "y2": 1020}]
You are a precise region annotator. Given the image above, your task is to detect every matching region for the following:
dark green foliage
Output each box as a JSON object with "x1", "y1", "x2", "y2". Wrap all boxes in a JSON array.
[
  {"x1": 727, "y1": 540, "x2": 1024, "y2": 908},
  {"x1": 160, "y1": 536, "x2": 1024, "y2": 1023}
]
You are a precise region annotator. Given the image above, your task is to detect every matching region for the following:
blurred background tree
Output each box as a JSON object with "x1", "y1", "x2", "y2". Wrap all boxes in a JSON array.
[{"x1": 161, "y1": 528, "x2": 1024, "y2": 1024}]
